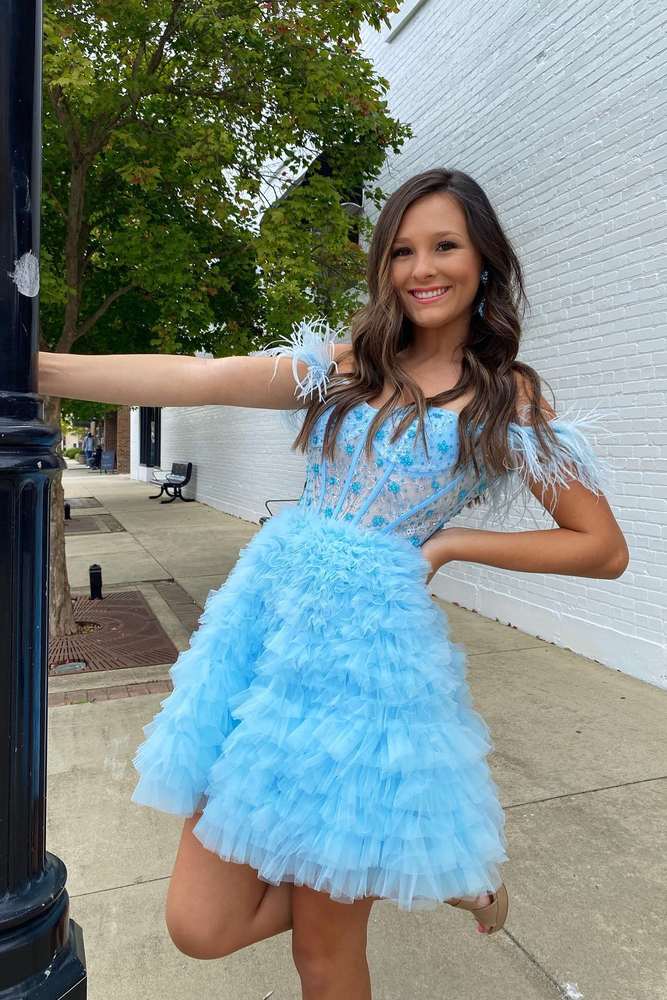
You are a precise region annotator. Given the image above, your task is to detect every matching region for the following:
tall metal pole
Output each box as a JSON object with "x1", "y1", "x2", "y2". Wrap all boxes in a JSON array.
[{"x1": 0, "y1": 1, "x2": 87, "y2": 994}]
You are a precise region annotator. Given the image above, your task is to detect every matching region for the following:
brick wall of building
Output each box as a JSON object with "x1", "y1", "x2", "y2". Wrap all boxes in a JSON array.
[
  {"x1": 356, "y1": 0, "x2": 666, "y2": 688},
  {"x1": 116, "y1": 406, "x2": 130, "y2": 474},
  {"x1": 131, "y1": 1, "x2": 666, "y2": 687}
]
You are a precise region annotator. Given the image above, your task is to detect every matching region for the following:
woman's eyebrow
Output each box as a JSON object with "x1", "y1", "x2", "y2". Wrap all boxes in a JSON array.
[{"x1": 392, "y1": 230, "x2": 463, "y2": 244}]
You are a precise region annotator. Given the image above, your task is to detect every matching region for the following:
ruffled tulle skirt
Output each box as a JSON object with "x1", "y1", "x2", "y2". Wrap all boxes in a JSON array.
[{"x1": 131, "y1": 505, "x2": 508, "y2": 911}]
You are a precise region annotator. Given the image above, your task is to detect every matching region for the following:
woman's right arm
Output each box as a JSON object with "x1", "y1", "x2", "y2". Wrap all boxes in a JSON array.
[{"x1": 38, "y1": 341, "x2": 352, "y2": 410}]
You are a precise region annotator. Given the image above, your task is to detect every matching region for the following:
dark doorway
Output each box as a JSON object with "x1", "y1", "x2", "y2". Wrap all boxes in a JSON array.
[{"x1": 139, "y1": 406, "x2": 161, "y2": 468}]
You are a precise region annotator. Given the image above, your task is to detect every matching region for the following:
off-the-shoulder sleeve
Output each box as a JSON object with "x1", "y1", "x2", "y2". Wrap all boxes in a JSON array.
[
  {"x1": 249, "y1": 315, "x2": 346, "y2": 404},
  {"x1": 477, "y1": 405, "x2": 616, "y2": 525}
]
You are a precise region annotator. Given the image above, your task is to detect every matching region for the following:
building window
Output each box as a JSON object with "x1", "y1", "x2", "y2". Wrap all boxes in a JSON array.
[
  {"x1": 139, "y1": 406, "x2": 161, "y2": 468},
  {"x1": 262, "y1": 150, "x2": 363, "y2": 246}
]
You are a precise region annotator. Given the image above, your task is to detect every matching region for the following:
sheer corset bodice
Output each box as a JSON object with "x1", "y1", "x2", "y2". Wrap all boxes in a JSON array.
[{"x1": 298, "y1": 402, "x2": 488, "y2": 547}]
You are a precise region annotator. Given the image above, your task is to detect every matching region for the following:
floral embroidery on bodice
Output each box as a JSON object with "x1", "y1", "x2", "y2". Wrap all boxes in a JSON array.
[
  {"x1": 252, "y1": 316, "x2": 614, "y2": 541},
  {"x1": 298, "y1": 402, "x2": 488, "y2": 547}
]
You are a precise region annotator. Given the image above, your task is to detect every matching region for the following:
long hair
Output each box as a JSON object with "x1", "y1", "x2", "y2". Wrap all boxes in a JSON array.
[{"x1": 289, "y1": 168, "x2": 560, "y2": 497}]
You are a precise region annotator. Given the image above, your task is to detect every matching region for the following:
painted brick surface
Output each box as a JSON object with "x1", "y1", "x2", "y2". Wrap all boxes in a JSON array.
[
  {"x1": 131, "y1": 1, "x2": 666, "y2": 686},
  {"x1": 356, "y1": 0, "x2": 667, "y2": 687},
  {"x1": 116, "y1": 405, "x2": 130, "y2": 474},
  {"x1": 158, "y1": 405, "x2": 307, "y2": 523}
]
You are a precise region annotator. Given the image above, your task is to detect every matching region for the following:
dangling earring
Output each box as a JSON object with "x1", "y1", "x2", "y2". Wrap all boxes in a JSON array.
[{"x1": 477, "y1": 268, "x2": 489, "y2": 318}]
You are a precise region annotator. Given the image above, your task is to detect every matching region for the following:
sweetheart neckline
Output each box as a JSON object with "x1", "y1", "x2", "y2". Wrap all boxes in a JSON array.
[
  {"x1": 360, "y1": 400, "x2": 460, "y2": 420},
  {"x1": 359, "y1": 401, "x2": 574, "y2": 429}
]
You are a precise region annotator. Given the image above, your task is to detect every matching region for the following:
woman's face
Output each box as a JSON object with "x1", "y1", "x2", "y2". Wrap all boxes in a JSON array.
[{"x1": 389, "y1": 192, "x2": 484, "y2": 333}]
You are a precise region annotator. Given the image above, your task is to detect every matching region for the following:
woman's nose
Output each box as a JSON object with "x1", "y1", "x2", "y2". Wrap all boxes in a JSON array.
[{"x1": 411, "y1": 254, "x2": 439, "y2": 279}]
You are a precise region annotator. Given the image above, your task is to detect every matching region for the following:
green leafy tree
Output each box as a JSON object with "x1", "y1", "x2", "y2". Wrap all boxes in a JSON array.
[{"x1": 41, "y1": 0, "x2": 411, "y2": 638}]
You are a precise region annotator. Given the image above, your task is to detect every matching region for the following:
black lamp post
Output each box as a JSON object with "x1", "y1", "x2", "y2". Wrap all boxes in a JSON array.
[{"x1": 0, "y1": 1, "x2": 87, "y2": 995}]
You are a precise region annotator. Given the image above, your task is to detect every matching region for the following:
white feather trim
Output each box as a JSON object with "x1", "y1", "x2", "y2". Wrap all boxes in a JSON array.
[
  {"x1": 250, "y1": 315, "x2": 347, "y2": 404},
  {"x1": 474, "y1": 403, "x2": 617, "y2": 527}
]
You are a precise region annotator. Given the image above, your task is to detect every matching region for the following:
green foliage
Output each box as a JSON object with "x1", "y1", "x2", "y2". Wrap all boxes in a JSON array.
[
  {"x1": 258, "y1": 171, "x2": 373, "y2": 332},
  {"x1": 41, "y1": 0, "x2": 411, "y2": 358},
  {"x1": 61, "y1": 398, "x2": 118, "y2": 424},
  {"x1": 64, "y1": 446, "x2": 82, "y2": 459}
]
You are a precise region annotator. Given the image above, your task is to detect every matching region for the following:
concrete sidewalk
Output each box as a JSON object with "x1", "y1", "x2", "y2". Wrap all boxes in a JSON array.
[{"x1": 48, "y1": 469, "x2": 667, "y2": 1000}]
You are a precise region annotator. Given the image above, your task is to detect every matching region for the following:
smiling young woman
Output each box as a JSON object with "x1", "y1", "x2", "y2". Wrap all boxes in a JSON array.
[{"x1": 39, "y1": 167, "x2": 627, "y2": 998}]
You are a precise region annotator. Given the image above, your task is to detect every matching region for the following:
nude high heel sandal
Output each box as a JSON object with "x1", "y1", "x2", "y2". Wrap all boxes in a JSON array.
[{"x1": 447, "y1": 883, "x2": 509, "y2": 934}]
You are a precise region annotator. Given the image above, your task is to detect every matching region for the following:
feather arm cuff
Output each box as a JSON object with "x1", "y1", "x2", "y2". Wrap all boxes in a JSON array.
[
  {"x1": 477, "y1": 404, "x2": 617, "y2": 526},
  {"x1": 250, "y1": 315, "x2": 346, "y2": 404}
]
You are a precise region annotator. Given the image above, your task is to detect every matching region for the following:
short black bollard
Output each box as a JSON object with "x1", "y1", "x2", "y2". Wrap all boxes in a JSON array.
[
  {"x1": 64, "y1": 502, "x2": 71, "y2": 520},
  {"x1": 89, "y1": 563, "x2": 103, "y2": 600}
]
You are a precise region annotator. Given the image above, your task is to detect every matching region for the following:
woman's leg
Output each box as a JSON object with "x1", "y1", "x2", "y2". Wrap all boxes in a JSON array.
[
  {"x1": 165, "y1": 812, "x2": 294, "y2": 959},
  {"x1": 291, "y1": 885, "x2": 380, "y2": 1000}
]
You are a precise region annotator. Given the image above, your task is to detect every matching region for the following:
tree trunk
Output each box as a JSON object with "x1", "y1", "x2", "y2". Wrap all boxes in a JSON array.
[{"x1": 43, "y1": 395, "x2": 78, "y2": 638}]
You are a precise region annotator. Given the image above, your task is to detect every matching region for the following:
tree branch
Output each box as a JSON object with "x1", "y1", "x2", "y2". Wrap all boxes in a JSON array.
[
  {"x1": 50, "y1": 10, "x2": 180, "y2": 354},
  {"x1": 85, "y1": 0, "x2": 188, "y2": 157},
  {"x1": 146, "y1": 0, "x2": 187, "y2": 76},
  {"x1": 44, "y1": 175, "x2": 68, "y2": 219},
  {"x1": 78, "y1": 218, "x2": 92, "y2": 282},
  {"x1": 39, "y1": 320, "x2": 50, "y2": 353},
  {"x1": 129, "y1": 38, "x2": 147, "y2": 80},
  {"x1": 68, "y1": 283, "x2": 136, "y2": 348},
  {"x1": 48, "y1": 84, "x2": 82, "y2": 160}
]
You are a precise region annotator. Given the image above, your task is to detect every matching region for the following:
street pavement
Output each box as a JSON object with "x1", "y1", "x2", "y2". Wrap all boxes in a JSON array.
[{"x1": 47, "y1": 466, "x2": 667, "y2": 1000}]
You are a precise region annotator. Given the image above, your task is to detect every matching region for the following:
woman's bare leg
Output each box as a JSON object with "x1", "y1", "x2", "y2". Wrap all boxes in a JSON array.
[
  {"x1": 291, "y1": 885, "x2": 379, "y2": 1000},
  {"x1": 165, "y1": 812, "x2": 293, "y2": 959}
]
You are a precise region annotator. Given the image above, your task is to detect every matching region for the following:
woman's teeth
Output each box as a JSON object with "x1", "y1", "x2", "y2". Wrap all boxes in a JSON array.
[{"x1": 410, "y1": 287, "x2": 451, "y2": 301}]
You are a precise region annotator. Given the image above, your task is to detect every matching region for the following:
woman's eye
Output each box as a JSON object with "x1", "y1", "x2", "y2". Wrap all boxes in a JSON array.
[{"x1": 391, "y1": 241, "x2": 454, "y2": 258}]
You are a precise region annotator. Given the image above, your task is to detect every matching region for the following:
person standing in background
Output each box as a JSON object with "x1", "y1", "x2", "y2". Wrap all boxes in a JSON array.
[{"x1": 82, "y1": 431, "x2": 95, "y2": 467}]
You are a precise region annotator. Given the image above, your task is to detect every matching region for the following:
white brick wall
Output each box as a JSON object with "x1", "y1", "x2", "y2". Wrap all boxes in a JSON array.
[
  {"x1": 132, "y1": 0, "x2": 667, "y2": 688},
  {"x1": 356, "y1": 0, "x2": 667, "y2": 688},
  {"x1": 159, "y1": 406, "x2": 306, "y2": 522}
]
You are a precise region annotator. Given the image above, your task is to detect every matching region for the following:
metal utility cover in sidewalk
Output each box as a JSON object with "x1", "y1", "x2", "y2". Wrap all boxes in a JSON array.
[
  {"x1": 48, "y1": 590, "x2": 179, "y2": 673},
  {"x1": 64, "y1": 513, "x2": 125, "y2": 535},
  {"x1": 65, "y1": 496, "x2": 104, "y2": 508}
]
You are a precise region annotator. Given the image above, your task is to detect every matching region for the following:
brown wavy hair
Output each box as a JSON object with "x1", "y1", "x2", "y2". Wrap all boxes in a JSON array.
[{"x1": 290, "y1": 168, "x2": 560, "y2": 500}]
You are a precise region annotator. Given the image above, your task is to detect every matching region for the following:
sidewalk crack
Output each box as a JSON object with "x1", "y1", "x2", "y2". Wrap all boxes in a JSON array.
[
  {"x1": 501, "y1": 927, "x2": 570, "y2": 997},
  {"x1": 505, "y1": 773, "x2": 666, "y2": 810}
]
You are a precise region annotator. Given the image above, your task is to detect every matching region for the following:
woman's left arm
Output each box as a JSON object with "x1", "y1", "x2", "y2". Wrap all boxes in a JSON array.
[{"x1": 422, "y1": 476, "x2": 630, "y2": 582}]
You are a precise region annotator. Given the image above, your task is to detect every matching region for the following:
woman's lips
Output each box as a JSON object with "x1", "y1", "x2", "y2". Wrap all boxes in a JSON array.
[{"x1": 408, "y1": 287, "x2": 451, "y2": 303}]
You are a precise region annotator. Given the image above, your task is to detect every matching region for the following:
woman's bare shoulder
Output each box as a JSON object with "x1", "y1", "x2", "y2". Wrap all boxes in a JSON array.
[
  {"x1": 513, "y1": 369, "x2": 557, "y2": 421},
  {"x1": 333, "y1": 342, "x2": 357, "y2": 377}
]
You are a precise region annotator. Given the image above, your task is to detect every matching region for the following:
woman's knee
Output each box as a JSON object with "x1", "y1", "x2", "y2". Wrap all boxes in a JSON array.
[
  {"x1": 165, "y1": 881, "x2": 289, "y2": 959},
  {"x1": 292, "y1": 946, "x2": 370, "y2": 994},
  {"x1": 164, "y1": 811, "x2": 268, "y2": 959},
  {"x1": 291, "y1": 886, "x2": 374, "y2": 972},
  {"x1": 165, "y1": 910, "x2": 228, "y2": 960},
  {"x1": 291, "y1": 924, "x2": 369, "y2": 978},
  {"x1": 292, "y1": 948, "x2": 340, "y2": 990},
  {"x1": 165, "y1": 892, "x2": 241, "y2": 960}
]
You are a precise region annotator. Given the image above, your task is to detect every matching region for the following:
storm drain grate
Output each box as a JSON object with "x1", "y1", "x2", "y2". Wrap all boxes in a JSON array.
[
  {"x1": 64, "y1": 514, "x2": 125, "y2": 535},
  {"x1": 48, "y1": 591, "x2": 179, "y2": 673},
  {"x1": 65, "y1": 496, "x2": 104, "y2": 509}
]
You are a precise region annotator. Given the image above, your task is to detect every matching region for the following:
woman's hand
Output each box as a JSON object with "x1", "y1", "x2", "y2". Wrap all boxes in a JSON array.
[
  {"x1": 419, "y1": 539, "x2": 439, "y2": 584},
  {"x1": 420, "y1": 527, "x2": 468, "y2": 583}
]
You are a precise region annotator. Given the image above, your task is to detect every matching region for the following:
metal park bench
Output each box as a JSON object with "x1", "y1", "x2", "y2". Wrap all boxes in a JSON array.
[{"x1": 149, "y1": 462, "x2": 194, "y2": 504}]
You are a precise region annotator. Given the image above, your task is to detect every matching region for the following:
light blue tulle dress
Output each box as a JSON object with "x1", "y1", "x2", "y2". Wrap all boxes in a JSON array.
[{"x1": 131, "y1": 319, "x2": 613, "y2": 912}]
